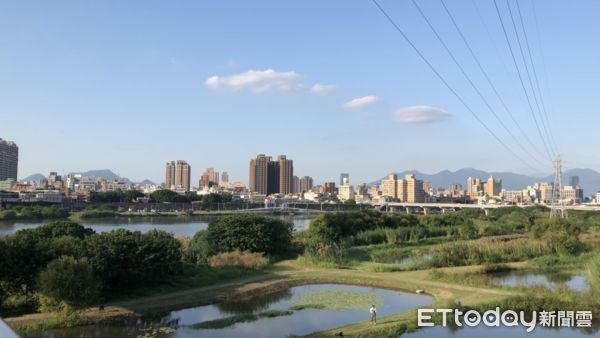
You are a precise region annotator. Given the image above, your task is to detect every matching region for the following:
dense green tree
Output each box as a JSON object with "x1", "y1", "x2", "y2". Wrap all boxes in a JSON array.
[
  {"x1": 123, "y1": 190, "x2": 145, "y2": 202},
  {"x1": 150, "y1": 189, "x2": 189, "y2": 203},
  {"x1": 206, "y1": 214, "x2": 293, "y2": 256},
  {"x1": 37, "y1": 256, "x2": 102, "y2": 309},
  {"x1": 84, "y1": 229, "x2": 181, "y2": 289},
  {"x1": 530, "y1": 217, "x2": 584, "y2": 255},
  {"x1": 1, "y1": 222, "x2": 94, "y2": 293},
  {"x1": 185, "y1": 230, "x2": 212, "y2": 265},
  {"x1": 309, "y1": 210, "x2": 386, "y2": 242}
]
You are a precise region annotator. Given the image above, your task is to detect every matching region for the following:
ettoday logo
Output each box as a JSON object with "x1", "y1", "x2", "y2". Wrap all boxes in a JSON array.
[{"x1": 417, "y1": 308, "x2": 593, "y2": 332}]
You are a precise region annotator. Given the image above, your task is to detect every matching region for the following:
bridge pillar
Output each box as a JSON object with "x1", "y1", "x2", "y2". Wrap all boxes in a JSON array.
[
  {"x1": 405, "y1": 207, "x2": 412, "y2": 214},
  {"x1": 423, "y1": 207, "x2": 429, "y2": 215},
  {"x1": 484, "y1": 208, "x2": 490, "y2": 216},
  {"x1": 441, "y1": 208, "x2": 447, "y2": 214}
]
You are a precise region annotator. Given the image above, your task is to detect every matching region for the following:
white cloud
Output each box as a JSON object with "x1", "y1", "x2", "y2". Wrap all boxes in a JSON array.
[
  {"x1": 392, "y1": 105, "x2": 451, "y2": 124},
  {"x1": 205, "y1": 69, "x2": 303, "y2": 92},
  {"x1": 310, "y1": 83, "x2": 336, "y2": 96},
  {"x1": 341, "y1": 95, "x2": 380, "y2": 109}
]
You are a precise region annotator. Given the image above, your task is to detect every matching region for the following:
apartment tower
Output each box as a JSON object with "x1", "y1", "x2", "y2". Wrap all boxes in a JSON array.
[
  {"x1": 174, "y1": 160, "x2": 191, "y2": 191},
  {"x1": 278, "y1": 155, "x2": 293, "y2": 194},
  {"x1": 0, "y1": 138, "x2": 18, "y2": 181},
  {"x1": 165, "y1": 161, "x2": 176, "y2": 189}
]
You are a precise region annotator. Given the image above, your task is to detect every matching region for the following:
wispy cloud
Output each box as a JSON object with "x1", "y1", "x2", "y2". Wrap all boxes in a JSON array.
[
  {"x1": 341, "y1": 95, "x2": 380, "y2": 109},
  {"x1": 392, "y1": 105, "x2": 451, "y2": 124},
  {"x1": 310, "y1": 83, "x2": 336, "y2": 96},
  {"x1": 205, "y1": 69, "x2": 304, "y2": 93}
]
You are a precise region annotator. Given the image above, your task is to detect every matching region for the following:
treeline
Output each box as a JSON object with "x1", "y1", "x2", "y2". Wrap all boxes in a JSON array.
[
  {"x1": 89, "y1": 190, "x2": 234, "y2": 208},
  {"x1": 0, "y1": 205, "x2": 68, "y2": 221},
  {"x1": 0, "y1": 214, "x2": 294, "y2": 315}
]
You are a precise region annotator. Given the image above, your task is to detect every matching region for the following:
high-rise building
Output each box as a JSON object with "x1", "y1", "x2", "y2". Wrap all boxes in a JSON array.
[
  {"x1": 299, "y1": 176, "x2": 314, "y2": 193},
  {"x1": 484, "y1": 176, "x2": 502, "y2": 197},
  {"x1": 0, "y1": 138, "x2": 18, "y2": 181},
  {"x1": 165, "y1": 161, "x2": 176, "y2": 189},
  {"x1": 380, "y1": 174, "x2": 398, "y2": 199},
  {"x1": 267, "y1": 160, "x2": 280, "y2": 195},
  {"x1": 174, "y1": 160, "x2": 191, "y2": 191},
  {"x1": 293, "y1": 175, "x2": 300, "y2": 194},
  {"x1": 250, "y1": 154, "x2": 294, "y2": 195},
  {"x1": 562, "y1": 185, "x2": 583, "y2": 204},
  {"x1": 278, "y1": 155, "x2": 293, "y2": 194},
  {"x1": 569, "y1": 176, "x2": 580, "y2": 188},
  {"x1": 323, "y1": 182, "x2": 336, "y2": 194},
  {"x1": 338, "y1": 177, "x2": 355, "y2": 201},
  {"x1": 48, "y1": 172, "x2": 61, "y2": 186},
  {"x1": 199, "y1": 167, "x2": 219, "y2": 189},
  {"x1": 467, "y1": 177, "x2": 482, "y2": 198},
  {"x1": 538, "y1": 182, "x2": 554, "y2": 203},
  {"x1": 340, "y1": 173, "x2": 349, "y2": 186},
  {"x1": 467, "y1": 176, "x2": 502, "y2": 198},
  {"x1": 249, "y1": 154, "x2": 271, "y2": 194},
  {"x1": 405, "y1": 174, "x2": 424, "y2": 203},
  {"x1": 221, "y1": 171, "x2": 229, "y2": 183}
]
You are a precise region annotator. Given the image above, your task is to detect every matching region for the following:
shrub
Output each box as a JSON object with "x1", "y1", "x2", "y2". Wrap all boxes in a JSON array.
[
  {"x1": 36, "y1": 256, "x2": 102, "y2": 310},
  {"x1": 308, "y1": 210, "x2": 386, "y2": 242},
  {"x1": 185, "y1": 230, "x2": 212, "y2": 265},
  {"x1": 206, "y1": 214, "x2": 293, "y2": 257},
  {"x1": 208, "y1": 250, "x2": 267, "y2": 269}
]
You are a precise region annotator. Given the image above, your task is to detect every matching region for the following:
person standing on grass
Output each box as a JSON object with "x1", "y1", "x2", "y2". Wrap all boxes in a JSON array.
[{"x1": 370, "y1": 305, "x2": 377, "y2": 324}]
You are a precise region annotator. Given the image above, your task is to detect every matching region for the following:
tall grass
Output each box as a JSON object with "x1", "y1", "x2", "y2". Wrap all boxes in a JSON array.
[
  {"x1": 208, "y1": 250, "x2": 268, "y2": 269},
  {"x1": 586, "y1": 253, "x2": 600, "y2": 295},
  {"x1": 427, "y1": 236, "x2": 553, "y2": 267},
  {"x1": 297, "y1": 241, "x2": 349, "y2": 267}
]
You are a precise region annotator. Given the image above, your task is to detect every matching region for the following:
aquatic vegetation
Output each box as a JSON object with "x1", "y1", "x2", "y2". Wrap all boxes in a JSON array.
[
  {"x1": 291, "y1": 289, "x2": 382, "y2": 310},
  {"x1": 258, "y1": 309, "x2": 293, "y2": 317},
  {"x1": 188, "y1": 313, "x2": 258, "y2": 329},
  {"x1": 288, "y1": 303, "x2": 326, "y2": 310}
]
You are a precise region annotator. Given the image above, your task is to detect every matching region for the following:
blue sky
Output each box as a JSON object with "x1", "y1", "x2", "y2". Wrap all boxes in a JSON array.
[{"x1": 1, "y1": 0, "x2": 598, "y2": 185}]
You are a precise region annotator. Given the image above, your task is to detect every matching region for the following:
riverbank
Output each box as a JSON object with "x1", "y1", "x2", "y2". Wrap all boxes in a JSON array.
[{"x1": 5, "y1": 260, "x2": 517, "y2": 334}]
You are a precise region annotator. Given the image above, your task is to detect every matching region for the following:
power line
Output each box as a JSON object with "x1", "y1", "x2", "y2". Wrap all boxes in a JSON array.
[
  {"x1": 370, "y1": 0, "x2": 540, "y2": 172},
  {"x1": 513, "y1": 0, "x2": 560, "y2": 154},
  {"x1": 492, "y1": 0, "x2": 554, "y2": 162},
  {"x1": 438, "y1": 0, "x2": 548, "y2": 166},
  {"x1": 504, "y1": 0, "x2": 557, "y2": 156},
  {"x1": 530, "y1": 0, "x2": 561, "y2": 151}
]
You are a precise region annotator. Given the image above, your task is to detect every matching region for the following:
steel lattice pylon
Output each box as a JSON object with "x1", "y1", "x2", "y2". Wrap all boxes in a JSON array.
[{"x1": 550, "y1": 155, "x2": 565, "y2": 218}]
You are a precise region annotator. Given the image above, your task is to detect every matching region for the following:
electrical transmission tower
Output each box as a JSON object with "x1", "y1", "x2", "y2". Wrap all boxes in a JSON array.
[{"x1": 550, "y1": 154, "x2": 565, "y2": 218}]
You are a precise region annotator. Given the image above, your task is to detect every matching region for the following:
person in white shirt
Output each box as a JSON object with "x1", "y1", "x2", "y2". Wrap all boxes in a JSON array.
[{"x1": 369, "y1": 305, "x2": 377, "y2": 324}]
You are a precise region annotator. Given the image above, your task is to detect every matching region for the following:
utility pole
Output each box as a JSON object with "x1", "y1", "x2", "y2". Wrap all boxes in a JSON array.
[{"x1": 550, "y1": 154, "x2": 565, "y2": 218}]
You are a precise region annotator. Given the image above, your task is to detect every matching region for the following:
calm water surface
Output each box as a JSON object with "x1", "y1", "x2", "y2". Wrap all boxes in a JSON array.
[
  {"x1": 0, "y1": 214, "x2": 315, "y2": 237},
  {"x1": 489, "y1": 270, "x2": 589, "y2": 292}
]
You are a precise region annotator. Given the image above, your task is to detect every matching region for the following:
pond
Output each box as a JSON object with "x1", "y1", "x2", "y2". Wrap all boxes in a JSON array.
[
  {"x1": 0, "y1": 214, "x2": 315, "y2": 237},
  {"x1": 21, "y1": 284, "x2": 434, "y2": 338},
  {"x1": 488, "y1": 270, "x2": 589, "y2": 292},
  {"x1": 401, "y1": 325, "x2": 597, "y2": 337}
]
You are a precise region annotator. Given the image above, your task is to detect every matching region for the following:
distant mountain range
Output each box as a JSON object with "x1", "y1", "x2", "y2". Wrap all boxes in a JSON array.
[
  {"x1": 21, "y1": 169, "x2": 155, "y2": 185},
  {"x1": 370, "y1": 168, "x2": 600, "y2": 196}
]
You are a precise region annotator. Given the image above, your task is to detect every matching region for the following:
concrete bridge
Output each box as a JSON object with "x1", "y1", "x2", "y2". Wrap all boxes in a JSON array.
[{"x1": 373, "y1": 202, "x2": 600, "y2": 216}]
